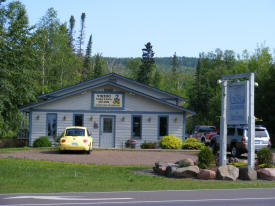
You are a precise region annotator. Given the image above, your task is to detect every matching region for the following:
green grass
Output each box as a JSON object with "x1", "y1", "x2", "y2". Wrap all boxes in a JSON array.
[
  {"x1": 1, "y1": 158, "x2": 275, "y2": 193},
  {"x1": 0, "y1": 147, "x2": 58, "y2": 153}
]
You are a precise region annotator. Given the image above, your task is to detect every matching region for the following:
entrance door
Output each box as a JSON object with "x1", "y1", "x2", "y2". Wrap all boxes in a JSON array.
[{"x1": 100, "y1": 116, "x2": 115, "y2": 148}]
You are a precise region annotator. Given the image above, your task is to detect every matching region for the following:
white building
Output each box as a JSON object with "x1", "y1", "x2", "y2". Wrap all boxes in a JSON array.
[{"x1": 21, "y1": 73, "x2": 195, "y2": 148}]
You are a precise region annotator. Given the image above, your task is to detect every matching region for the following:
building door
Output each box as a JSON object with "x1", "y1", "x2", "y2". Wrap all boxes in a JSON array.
[{"x1": 100, "y1": 116, "x2": 115, "y2": 148}]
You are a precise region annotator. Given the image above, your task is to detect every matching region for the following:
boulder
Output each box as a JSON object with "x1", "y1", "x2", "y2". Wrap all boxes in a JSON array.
[
  {"x1": 176, "y1": 158, "x2": 195, "y2": 166},
  {"x1": 174, "y1": 166, "x2": 200, "y2": 178},
  {"x1": 153, "y1": 162, "x2": 177, "y2": 175},
  {"x1": 217, "y1": 165, "x2": 239, "y2": 181},
  {"x1": 229, "y1": 157, "x2": 239, "y2": 163},
  {"x1": 197, "y1": 169, "x2": 216, "y2": 180},
  {"x1": 165, "y1": 166, "x2": 177, "y2": 177},
  {"x1": 239, "y1": 166, "x2": 257, "y2": 181},
  {"x1": 257, "y1": 168, "x2": 275, "y2": 181}
]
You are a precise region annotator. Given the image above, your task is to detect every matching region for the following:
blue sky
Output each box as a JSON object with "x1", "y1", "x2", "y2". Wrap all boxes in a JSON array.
[{"x1": 19, "y1": 0, "x2": 275, "y2": 58}]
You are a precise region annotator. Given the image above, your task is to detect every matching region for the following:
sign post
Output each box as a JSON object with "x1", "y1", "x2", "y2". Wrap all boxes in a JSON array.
[
  {"x1": 220, "y1": 72, "x2": 255, "y2": 168},
  {"x1": 219, "y1": 80, "x2": 227, "y2": 166}
]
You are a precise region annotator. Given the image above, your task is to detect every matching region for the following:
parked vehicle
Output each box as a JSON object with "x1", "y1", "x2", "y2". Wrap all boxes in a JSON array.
[
  {"x1": 59, "y1": 126, "x2": 93, "y2": 154},
  {"x1": 192, "y1": 125, "x2": 217, "y2": 145},
  {"x1": 211, "y1": 125, "x2": 271, "y2": 157}
]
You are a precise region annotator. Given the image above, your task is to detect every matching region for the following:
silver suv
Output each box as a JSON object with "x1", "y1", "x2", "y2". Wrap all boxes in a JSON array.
[{"x1": 211, "y1": 125, "x2": 271, "y2": 157}]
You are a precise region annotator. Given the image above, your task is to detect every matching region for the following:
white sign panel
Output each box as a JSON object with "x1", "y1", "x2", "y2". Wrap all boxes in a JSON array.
[
  {"x1": 227, "y1": 81, "x2": 249, "y2": 125},
  {"x1": 93, "y1": 93, "x2": 123, "y2": 108}
]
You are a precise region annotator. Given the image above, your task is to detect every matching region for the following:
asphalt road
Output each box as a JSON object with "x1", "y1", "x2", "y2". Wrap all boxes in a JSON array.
[{"x1": 1, "y1": 188, "x2": 275, "y2": 206}]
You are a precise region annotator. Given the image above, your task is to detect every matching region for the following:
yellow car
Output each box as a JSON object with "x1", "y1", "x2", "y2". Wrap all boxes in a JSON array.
[{"x1": 59, "y1": 126, "x2": 93, "y2": 154}]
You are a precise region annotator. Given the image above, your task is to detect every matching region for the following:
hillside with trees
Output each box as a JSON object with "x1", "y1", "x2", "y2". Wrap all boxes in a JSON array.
[{"x1": 1, "y1": 1, "x2": 275, "y2": 146}]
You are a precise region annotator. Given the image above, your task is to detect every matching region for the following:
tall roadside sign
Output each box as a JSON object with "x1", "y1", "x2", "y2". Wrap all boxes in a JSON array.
[{"x1": 219, "y1": 73, "x2": 255, "y2": 168}]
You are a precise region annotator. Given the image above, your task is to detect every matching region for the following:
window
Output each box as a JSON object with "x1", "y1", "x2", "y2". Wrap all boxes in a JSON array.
[
  {"x1": 47, "y1": 113, "x2": 57, "y2": 137},
  {"x1": 132, "y1": 116, "x2": 142, "y2": 138},
  {"x1": 237, "y1": 128, "x2": 244, "y2": 136},
  {"x1": 65, "y1": 128, "x2": 85, "y2": 136},
  {"x1": 159, "y1": 116, "x2": 168, "y2": 137},
  {"x1": 227, "y1": 128, "x2": 235, "y2": 136},
  {"x1": 255, "y1": 129, "x2": 268, "y2": 137},
  {"x1": 74, "y1": 114, "x2": 83, "y2": 126},
  {"x1": 103, "y1": 118, "x2": 113, "y2": 133}
]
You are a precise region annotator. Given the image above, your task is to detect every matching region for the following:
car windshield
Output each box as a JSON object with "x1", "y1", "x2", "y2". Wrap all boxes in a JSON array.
[
  {"x1": 65, "y1": 128, "x2": 85, "y2": 136},
  {"x1": 255, "y1": 129, "x2": 268, "y2": 137},
  {"x1": 200, "y1": 127, "x2": 216, "y2": 132}
]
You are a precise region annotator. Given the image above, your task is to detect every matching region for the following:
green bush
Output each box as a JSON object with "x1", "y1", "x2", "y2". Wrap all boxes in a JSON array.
[
  {"x1": 140, "y1": 142, "x2": 157, "y2": 149},
  {"x1": 159, "y1": 135, "x2": 182, "y2": 149},
  {"x1": 257, "y1": 148, "x2": 273, "y2": 167},
  {"x1": 258, "y1": 163, "x2": 275, "y2": 168},
  {"x1": 33, "y1": 136, "x2": 51, "y2": 147},
  {"x1": 183, "y1": 138, "x2": 204, "y2": 150},
  {"x1": 197, "y1": 146, "x2": 214, "y2": 169},
  {"x1": 229, "y1": 162, "x2": 248, "y2": 167}
]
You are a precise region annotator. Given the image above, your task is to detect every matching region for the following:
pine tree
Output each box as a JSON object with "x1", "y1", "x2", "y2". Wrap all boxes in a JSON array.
[
  {"x1": 93, "y1": 53, "x2": 104, "y2": 78},
  {"x1": 68, "y1": 15, "x2": 75, "y2": 50},
  {"x1": 172, "y1": 52, "x2": 178, "y2": 73},
  {"x1": 137, "y1": 42, "x2": 155, "y2": 85},
  {"x1": 77, "y1": 12, "x2": 86, "y2": 56},
  {"x1": 83, "y1": 34, "x2": 93, "y2": 80}
]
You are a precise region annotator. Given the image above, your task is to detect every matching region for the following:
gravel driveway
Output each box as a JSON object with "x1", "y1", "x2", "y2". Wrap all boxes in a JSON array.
[{"x1": 0, "y1": 149, "x2": 198, "y2": 166}]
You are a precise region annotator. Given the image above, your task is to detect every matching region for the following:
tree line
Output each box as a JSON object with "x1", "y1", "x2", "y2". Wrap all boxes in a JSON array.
[{"x1": 0, "y1": 1, "x2": 274, "y2": 146}]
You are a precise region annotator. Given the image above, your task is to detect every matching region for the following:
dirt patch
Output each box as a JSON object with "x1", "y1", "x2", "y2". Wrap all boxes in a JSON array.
[{"x1": 0, "y1": 149, "x2": 198, "y2": 166}]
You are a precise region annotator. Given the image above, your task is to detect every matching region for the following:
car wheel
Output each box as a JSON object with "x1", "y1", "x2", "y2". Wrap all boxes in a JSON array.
[
  {"x1": 231, "y1": 145, "x2": 239, "y2": 157},
  {"x1": 86, "y1": 147, "x2": 91, "y2": 154}
]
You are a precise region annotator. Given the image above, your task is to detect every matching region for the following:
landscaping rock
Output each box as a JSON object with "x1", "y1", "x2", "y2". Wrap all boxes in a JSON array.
[
  {"x1": 165, "y1": 166, "x2": 177, "y2": 177},
  {"x1": 257, "y1": 168, "x2": 275, "y2": 181},
  {"x1": 153, "y1": 161, "x2": 177, "y2": 175},
  {"x1": 176, "y1": 158, "x2": 195, "y2": 166},
  {"x1": 217, "y1": 165, "x2": 239, "y2": 181},
  {"x1": 229, "y1": 157, "x2": 239, "y2": 163},
  {"x1": 174, "y1": 166, "x2": 200, "y2": 178},
  {"x1": 239, "y1": 166, "x2": 257, "y2": 181},
  {"x1": 197, "y1": 169, "x2": 216, "y2": 180}
]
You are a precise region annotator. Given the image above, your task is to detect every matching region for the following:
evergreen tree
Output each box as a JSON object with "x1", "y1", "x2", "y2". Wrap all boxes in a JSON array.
[
  {"x1": 83, "y1": 34, "x2": 93, "y2": 80},
  {"x1": 68, "y1": 15, "x2": 75, "y2": 50},
  {"x1": 172, "y1": 52, "x2": 178, "y2": 73},
  {"x1": 77, "y1": 12, "x2": 86, "y2": 56},
  {"x1": 93, "y1": 53, "x2": 105, "y2": 78},
  {"x1": 137, "y1": 42, "x2": 155, "y2": 85}
]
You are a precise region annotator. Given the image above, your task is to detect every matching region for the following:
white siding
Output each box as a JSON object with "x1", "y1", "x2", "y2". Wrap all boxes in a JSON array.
[
  {"x1": 31, "y1": 112, "x2": 46, "y2": 145},
  {"x1": 47, "y1": 75, "x2": 180, "y2": 105},
  {"x1": 37, "y1": 92, "x2": 91, "y2": 110}
]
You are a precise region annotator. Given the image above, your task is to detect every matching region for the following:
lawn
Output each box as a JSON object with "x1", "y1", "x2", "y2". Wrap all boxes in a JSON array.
[{"x1": 1, "y1": 158, "x2": 275, "y2": 193}]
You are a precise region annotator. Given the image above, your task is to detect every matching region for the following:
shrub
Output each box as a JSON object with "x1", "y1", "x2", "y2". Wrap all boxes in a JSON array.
[
  {"x1": 159, "y1": 135, "x2": 182, "y2": 149},
  {"x1": 257, "y1": 148, "x2": 273, "y2": 167},
  {"x1": 229, "y1": 162, "x2": 248, "y2": 167},
  {"x1": 183, "y1": 138, "x2": 204, "y2": 150},
  {"x1": 197, "y1": 146, "x2": 214, "y2": 169},
  {"x1": 33, "y1": 136, "x2": 51, "y2": 147},
  {"x1": 140, "y1": 142, "x2": 157, "y2": 149},
  {"x1": 258, "y1": 163, "x2": 275, "y2": 168}
]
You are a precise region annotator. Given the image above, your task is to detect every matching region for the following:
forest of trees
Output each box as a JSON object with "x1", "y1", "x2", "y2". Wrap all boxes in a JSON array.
[{"x1": 1, "y1": 1, "x2": 275, "y2": 145}]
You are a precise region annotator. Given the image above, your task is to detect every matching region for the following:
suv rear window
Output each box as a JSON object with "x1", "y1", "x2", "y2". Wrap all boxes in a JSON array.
[
  {"x1": 237, "y1": 128, "x2": 244, "y2": 136},
  {"x1": 255, "y1": 129, "x2": 268, "y2": 137},
  {"x1": 65, "y1": 128, "x2": 85, "y2": 136},
  {"x1": 227, "y1": 128, "x2": 235, "y2": 136}
]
